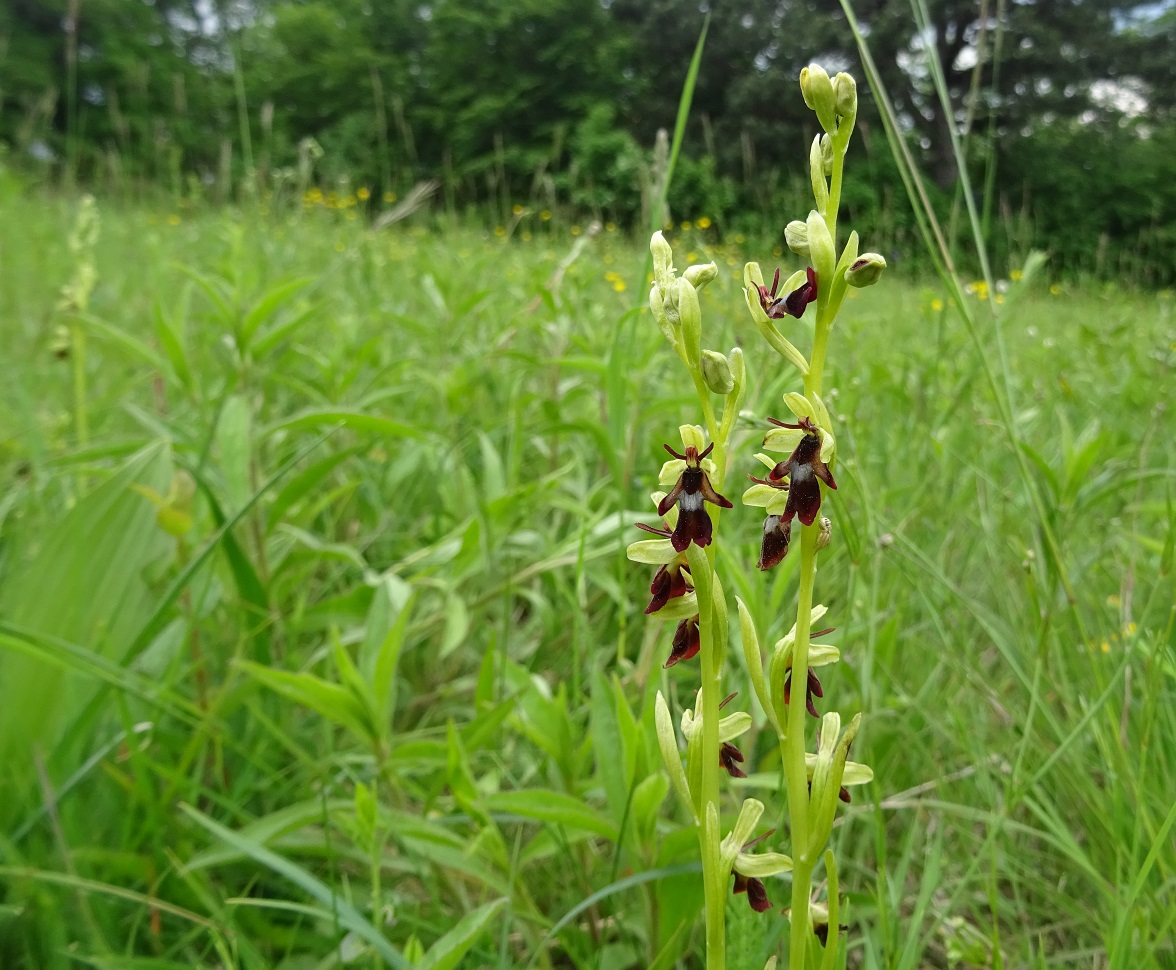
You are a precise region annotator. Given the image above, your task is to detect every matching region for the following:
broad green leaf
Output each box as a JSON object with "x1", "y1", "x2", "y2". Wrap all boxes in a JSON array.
[
  {"x1": 0, "y1": 443, "x2": 171, "y2": 816},
  {"x1": 480, "y1": 790, "x2": 618, "y2": 840},
  {"x1": 216, "y1": 393, "x2": 253, "y2": 511},
  {"x1": 236, "y1": 660, "x2": 377, "y2": 747}
]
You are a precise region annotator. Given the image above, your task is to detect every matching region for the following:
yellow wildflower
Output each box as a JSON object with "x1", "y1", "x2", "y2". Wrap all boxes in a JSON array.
[
  {"x1": 540, "y1": 209, "x2": 552, "y2": 221},
  {"x1": 167, "y1": 214, "x2": 181, "y2": 226},
  {"x1": 357, "y1": 186, "x2": 370, "y2": 201},
  {"x1": 696, "y1": 216, "x2": 712, "y2": 229},
  {"x1": 930, "y1": 298, "x2": 944, "y2": 311},
  {"x1": 383, "y1": 191, "x2": 396, "y2": 203},
  {"x1": 1049, "y1": 283, "x2": 1061, "y2": 296},
  {"x1": 1010, "y1": 268, "x2": 1022, "y2": 281},
  {"x1": 571, "y1": 225, "x2": 582, "y2": 236}
]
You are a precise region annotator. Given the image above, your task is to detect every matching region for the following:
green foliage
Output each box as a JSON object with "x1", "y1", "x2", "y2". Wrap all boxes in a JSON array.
[{"x1": 0, "y1": 189, "x2": 1174, "y2": 968}]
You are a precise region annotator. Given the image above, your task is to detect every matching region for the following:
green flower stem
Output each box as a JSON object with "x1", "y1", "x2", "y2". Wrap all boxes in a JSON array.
[
  {"x1": 71, "y1": 317, "x2": 89, "y2": 448},
  {"x1": 691, "y1": 378, "x2": 732, "y2": 970},
  {"x1": 784, "y1": 522, "x2": 819, "y2": 970},
  {"x1": 785, "y1": 246, "x2": 838, "y2": 968}
]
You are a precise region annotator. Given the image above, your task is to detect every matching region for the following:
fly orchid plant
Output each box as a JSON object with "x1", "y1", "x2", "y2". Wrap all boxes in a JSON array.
[{"x1": 629, "y1": 65, "x2": 882, "y2": 969}]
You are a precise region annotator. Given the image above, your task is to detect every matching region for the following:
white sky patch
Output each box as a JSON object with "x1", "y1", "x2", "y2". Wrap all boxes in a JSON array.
[{"x1": 1091, "y1": 79, "x2": 1148, "y2": 117}]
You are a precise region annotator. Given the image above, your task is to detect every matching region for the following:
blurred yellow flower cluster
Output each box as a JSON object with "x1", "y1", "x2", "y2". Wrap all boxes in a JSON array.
[
  {"x1": 604, "y1": 270, "x2": 626, "y2": 292},
  {"x1": 302, "y1": 187, "x2": 365, "y2": 210}
]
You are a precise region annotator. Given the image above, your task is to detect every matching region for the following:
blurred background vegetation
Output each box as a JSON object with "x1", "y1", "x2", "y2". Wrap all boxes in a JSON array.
[{"x1": 3, "y1": 0, "x2": 1176, "y2": 283}]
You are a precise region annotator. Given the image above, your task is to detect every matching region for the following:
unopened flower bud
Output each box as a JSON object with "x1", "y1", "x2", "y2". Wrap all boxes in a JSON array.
[
  {"x1": 650, "y1": 231, "x2": 674, "y2": 288},
  {"x1": 800, "y1": 64, "x2": 837, "y2": 133},
  {"x1": 785, "y1": 220, "x2": 809, "y2": 257},
  {"x1": 819, "y1": 134, "x2": 834, "y2": 176},
  {"x1": 845, "y1": 252, "x2": 887, "y2": 287},
  {"x1": 833, "y1": 72, "x2": 857, "y2": 122},
  {"x1": 701, "y1": 349, "x2": 735, "y2": 394},
  {"x1": 683, "y1": 261, "x2": 719, "y2": 291},
  {"x1": 677, "y1": 278, "x2": 702, "y2": 369},
  {"x1": 817, "y1": 516, "x2": 831, "y2": 551},
  {"x1": 806, "y1": 209, "x2": 836, "y2": 281}
]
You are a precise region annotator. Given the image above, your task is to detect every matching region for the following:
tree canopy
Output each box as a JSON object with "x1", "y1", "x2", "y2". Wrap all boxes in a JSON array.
[{"x1": 2, "y1": 0, "x2": 1174, "y2": 278}]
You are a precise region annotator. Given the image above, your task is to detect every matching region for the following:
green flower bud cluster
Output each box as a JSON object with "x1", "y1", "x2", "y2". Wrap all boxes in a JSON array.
[{"x1": 799, "y1": 65, "x2": 858, "y2": 135}]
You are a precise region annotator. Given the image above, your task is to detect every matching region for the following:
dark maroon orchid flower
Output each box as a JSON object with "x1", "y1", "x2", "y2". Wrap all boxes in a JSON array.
[
  {"x1": 719, "y1": 741, "x2": 747, "y2": 778},
  {"x1": 754, "y1": 266, "x2": 818, "y2": 320},
  {"x1": 664, "y1": 615, "x2": 700, "y2": 668},
  {"x1": 633, "y1": 520, "x2": 694, "y2": 614},
  {"x1": 658, "y1": 442, "x2": 733, "y2": 551},
  {"x1": 732, "y1": 870, "x2": 772, "y2": 913},
  {"x1": 783, "y1": 625, "x2": 835, "y2": 718},
  {"x1": 765, "y1": 416, "x2": 837, "y2": 527}
]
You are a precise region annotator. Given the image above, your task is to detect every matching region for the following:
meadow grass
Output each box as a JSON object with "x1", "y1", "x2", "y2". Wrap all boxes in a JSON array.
[{"x1": 1, "y1": 178, "x2": 1174, "y2": 969}]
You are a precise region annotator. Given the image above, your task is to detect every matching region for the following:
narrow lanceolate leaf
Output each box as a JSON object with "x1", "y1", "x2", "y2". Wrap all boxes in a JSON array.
[
  {"x1": 416, "y1": 898, "x2": 506, "y2": 970},
  {"x1": 479, "y1": 790, "x2": 619, "y2": 840},
  {"x1": 263, "y1": 409, "x2": 424, "y2": 439},
  {"x1": 179, "y1": 804, "x2": 409, "y2": 970}
]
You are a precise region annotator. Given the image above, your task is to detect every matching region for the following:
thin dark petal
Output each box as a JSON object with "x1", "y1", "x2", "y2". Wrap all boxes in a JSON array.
[
  {"x1": 839, "y1": 786, "x2": 852, "y2": 803},
  {"x1": 699, "y1": 473, "x2": 733, "y2": 509},
  {"x1": 732, "y1": 871, "x2": 749, "y2": 895},
  {"x1": 746, "y1": 877, "x2": 772, "y2": 913},
  {"x1": 770, "y1": 266, "x2": 781, "y2": 298},
  {"x1": 672, "y1": 507, "x2": 713, "y2": 551},
  {"x1": 720, "y1": 691, "x2": 739, "y2": 709},
  {"x1": 767, "y1": 417, "x2": 803, "y2": 429},
  {"x1": 806, "y1": 691, "x2": 820, "y2": 718},
  {"x1": 814, "y1": 459, "x2": 838, "y2": 490},
  {"x1": 657, "y1": 478, "x2": 685, "y2": 516},
  {"x1": 634, "y1": 521, "x2": 672, "y2": 537},
  {"x1": 808, "y1": 669, "x2": 824, "y2": 698},
  {"x1": 663, "y1": 443, "x2": 687, "y2": 461}
]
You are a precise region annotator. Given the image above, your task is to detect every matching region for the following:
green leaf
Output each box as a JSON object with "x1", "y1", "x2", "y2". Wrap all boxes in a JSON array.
[
  {"x1": 195, "y1": 474, "x2": 271, "y2": 664},
  {"x1": 0, "y1": 443, "x2": 171, "y2": 807},
  {"x1": 266, "y1": 444, "x2": 364, "y2": 533},
  {"x1": 591, "y1": 668, "x2": 627, "y2": 823},
  {"x1": 240, "y1": 277, "x2": 315, "y2": 346},
  {"x1": 523, "y1": 863, "x2": 701, "y2": 970},
  {"x1": 417, "y1": 898, "x2": 506, "y2": 970},
  {"x1": 263, "y1": 409, "x2": 424, "y2": 440},
  {"x1": 80, "y1": 312, "x2": 166, "y2": 371},
  {"x1": 153, "y1": 296, "x2": 193, "y2": 391},
  {"x1": 179, "y1": 804, "x2": 409, "y2": 970},
  {"x1": 216, "y1": 393, "x2": 253, "y2": 511},
  {"x1": 480, "y1": 790, "x2": 618, "y2": 840},
  {"x1": 236, "y1": 659, "x2": 378, "y2": 747},
  {"x1": 250, "y1": 302, "x2": 321, "y2": 359}
]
